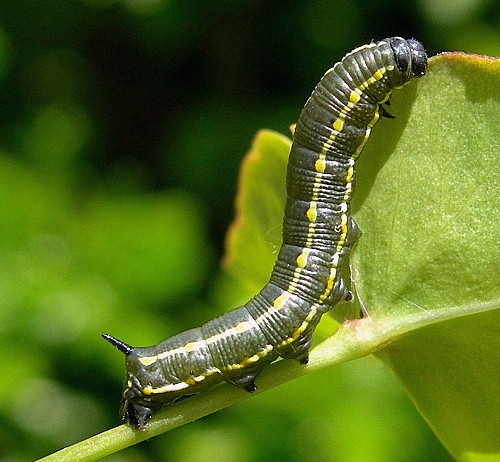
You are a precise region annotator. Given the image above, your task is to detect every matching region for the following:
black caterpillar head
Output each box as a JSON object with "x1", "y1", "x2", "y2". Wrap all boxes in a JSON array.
[{"x1": 389, "y1": 37, "x2": 428, "y2": 78}]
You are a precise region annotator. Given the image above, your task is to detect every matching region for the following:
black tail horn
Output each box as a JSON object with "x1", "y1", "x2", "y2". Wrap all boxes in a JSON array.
[{"x1": 101, "y1": 333, "x2": 133, "y2": 355}]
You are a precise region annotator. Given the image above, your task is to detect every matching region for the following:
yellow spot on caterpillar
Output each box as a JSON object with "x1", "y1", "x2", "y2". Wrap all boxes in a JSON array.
[
  {"x1": 156, "y1": 340, "x2": 205, "y2": 360},
  {"x1": 184, "y1": 342, "x2": 197, "y2": 352},
  {"x1": 345, "y1": 165, "x2": 354, "y2": 183},
  {"x1": 278, "y1": 307, "x2": 318, "y2": 347},
  {"x1": 307, "y1": 202, "x2": 317, "y2": 222},
  {"x1": 206, "y1": 321, "x2": 253, "y2": 344},
  {"x1": 139, "y1": 356, "x2": 157, "y2": 366},
  {"x1": 319, "y1": 267, "x2": 337, "y2": 302},
  {"x1": 315, "y1": 158, "x2": 326, "y2": 173},
  {"x1": 225, "y1": 345, "x2": 274, "y2": 371},
  {"x1": 333, "y1": 118, "x2": 344, "y2": 132},
  {"x1": 235, "y1": 321, "x2": 249, "y2": 333},
  {"x1": 295, "y1": 320, "x2": 309, "y2": 336},
  {"x1": 339, "y1": 214, "x2": 348, "y2": 238},
  {"x1": 273, "y1": 292, "x2": 288, "y2": 310},
  {"x1": 141, "y1": 369, "x2": 219, "y2": 395},
  {"x1": 256, "y1": 292, "x2": 292, "y2": 324},
  {"x1": 349, "y1": 90, "x2": 361, "y2": 104},
  {"x1": 296, "y1": 248, "x2": 310, "y2": 268},
  {"x1": 143, "y1": 381, "x2": 190, "y2": 394},
  {"x1": 373, "y1": 68, "x2": 385, "y2": 81},
  {"x1": 144, "y1": 375, "x2": 208, "y2": 394},
  {"x1": 354, "y1": 127, "x2": 371, "y2": 157}
]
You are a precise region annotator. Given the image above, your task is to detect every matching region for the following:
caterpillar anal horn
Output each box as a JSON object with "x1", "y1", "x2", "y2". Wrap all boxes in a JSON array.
[{"x1": 102, "y1": 333, "x2": 134, "y2": 356}]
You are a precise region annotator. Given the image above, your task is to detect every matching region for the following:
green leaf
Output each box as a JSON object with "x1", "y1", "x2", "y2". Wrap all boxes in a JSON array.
[
  {"x1": 223, "y1": 129, "x2": 291, "y2": 294},
  {"x1": 378, "y1": 311, "x2": 500, "y2": 462},
  {"x1": 351, "y1": 53, "x2": 500, "y2": 461}
]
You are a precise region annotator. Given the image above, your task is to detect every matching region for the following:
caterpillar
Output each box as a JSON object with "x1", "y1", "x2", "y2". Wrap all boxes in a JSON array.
[{"x1": 103, "y1": 37, "x2": 427, "y2": 429}]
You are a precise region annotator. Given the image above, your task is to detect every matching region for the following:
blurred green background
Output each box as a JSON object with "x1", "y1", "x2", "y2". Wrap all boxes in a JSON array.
[{"x1": 0, "y1": 1, "x2": 497, "y2": 461}]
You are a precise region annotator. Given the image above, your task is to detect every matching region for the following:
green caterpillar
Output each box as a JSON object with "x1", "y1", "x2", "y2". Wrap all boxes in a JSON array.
[{"x1": 103, "y1": 37, "x2": 427, "y2": 429}]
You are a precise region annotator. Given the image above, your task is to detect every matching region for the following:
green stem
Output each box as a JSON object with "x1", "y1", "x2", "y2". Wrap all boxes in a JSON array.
[{"x1": 36, "y1": 298, "x2": 497, "y2": 462}]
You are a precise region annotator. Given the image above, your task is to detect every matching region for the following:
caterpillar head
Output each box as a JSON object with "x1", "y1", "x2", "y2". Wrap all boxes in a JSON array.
[{"x1": 389, "y1": 37, "x2": 428, "y2": 79}]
